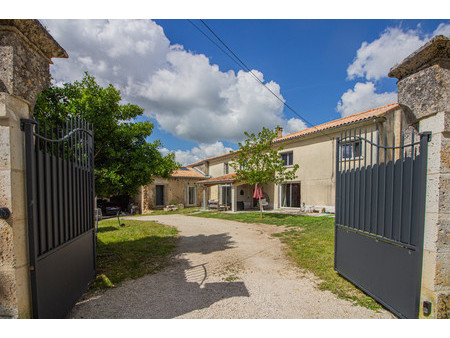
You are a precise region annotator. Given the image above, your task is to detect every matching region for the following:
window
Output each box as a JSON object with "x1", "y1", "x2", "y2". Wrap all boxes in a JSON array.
[
  {"x1": 281, "y1": 152, "x2": 293, "y2": 166},
  {"x1": 280, "y1": 183, "x2": 300, "y2": 208},
  {"x1": 188, "y1": 186, "x2": 196, "y2": 205},
  {"x1": 224, "y1": 162, "x2": 229, "y2": 174},
  {"x1": 341, "y1": 141, "x2": 361, "y2": 160}
]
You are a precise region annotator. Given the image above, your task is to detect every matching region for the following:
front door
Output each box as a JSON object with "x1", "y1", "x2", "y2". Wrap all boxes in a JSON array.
[
  {"x1": 155, "y1": 185, "x2": 165, "y2": 206},
  {"x1": 221, "y1": 185, "x2": 231, "y2": 206}
]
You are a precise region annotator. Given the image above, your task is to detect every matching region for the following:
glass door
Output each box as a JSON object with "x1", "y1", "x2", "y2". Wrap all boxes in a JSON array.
[{"x1": 280, "y1": 183, "x2": 300, "y2": 207}]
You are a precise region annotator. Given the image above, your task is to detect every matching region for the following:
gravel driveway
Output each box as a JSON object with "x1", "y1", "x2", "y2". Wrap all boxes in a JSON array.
[{"x1": 69, "y1": 214, "x2": 395, "y2": 319}]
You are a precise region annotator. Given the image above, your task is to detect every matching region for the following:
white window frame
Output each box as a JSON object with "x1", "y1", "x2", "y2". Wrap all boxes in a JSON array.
[
  {"x1": 186, "y1": 185, "x2": 197, "y2": 206},
  {"x1": 280, "y1": 151, "x2": 294, "y2": 167},
  {"x1": 340, "y1": 140, "x2": 362, "y2": 161},
  {"x1": 279, "y1": 182, "x2": 301, "y2": 208}
]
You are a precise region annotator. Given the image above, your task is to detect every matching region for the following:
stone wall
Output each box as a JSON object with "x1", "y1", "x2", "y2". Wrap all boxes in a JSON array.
[
  {"x1": 389, "y1": 35, "x2": 450, "y2": 319},
  {"x1": 0, "y1": 20, "x2": 67, "y2": 318},
  {"x1": 141, "y1": 177, "x2": 203, "y2": 213}
]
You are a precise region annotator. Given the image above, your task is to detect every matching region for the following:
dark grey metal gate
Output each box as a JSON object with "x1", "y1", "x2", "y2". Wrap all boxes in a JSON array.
[
  {"x1": 22, "y1": 117, "x2": 95, "y2": 319},
  {"x1": 334, "y1": 127, "x2": 430, "y2": 319}
]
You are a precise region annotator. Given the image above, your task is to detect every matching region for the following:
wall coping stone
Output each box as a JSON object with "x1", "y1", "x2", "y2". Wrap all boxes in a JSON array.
[
  {"x1": 0, "y1": 19, "x2": 67, "y2": 59},
  {"x1": 388, "y1": 35, "x2": 449, "y2": 80}
]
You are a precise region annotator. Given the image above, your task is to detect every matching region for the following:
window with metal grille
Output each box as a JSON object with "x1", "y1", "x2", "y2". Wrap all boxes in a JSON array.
[{"x1": 341, "y1": 141, "x2": 361, "y2": 160}]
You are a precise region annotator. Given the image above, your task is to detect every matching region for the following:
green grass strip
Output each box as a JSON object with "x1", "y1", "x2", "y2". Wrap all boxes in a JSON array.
[{"x1": 90, "y1": 218, "x2": 178, "y2": 291}]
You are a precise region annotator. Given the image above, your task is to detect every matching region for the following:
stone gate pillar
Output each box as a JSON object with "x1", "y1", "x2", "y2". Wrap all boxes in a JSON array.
[
  {"x1": 0, "y1": 19, "x2": 67, "y2": 318},
  {"x1": 389, "y1": 35, "x2": 449, "y2": 319}
]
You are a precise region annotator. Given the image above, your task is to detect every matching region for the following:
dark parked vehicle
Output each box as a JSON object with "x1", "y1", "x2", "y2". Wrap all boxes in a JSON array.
[
  {"x1": 97, "y1": 200, "x2": 121, "y2": 216},
  {"x1": 103, "y1": 203, "x2": 121, "y2": 216}
]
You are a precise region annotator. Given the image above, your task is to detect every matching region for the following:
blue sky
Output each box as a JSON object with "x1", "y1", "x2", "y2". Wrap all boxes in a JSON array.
[{"x1": 39, "y1": 18, "x2": 449, "y2": 164}]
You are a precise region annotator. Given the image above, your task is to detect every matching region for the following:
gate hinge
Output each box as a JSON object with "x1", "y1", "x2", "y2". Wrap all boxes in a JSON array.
[
  {"x1": 419, "y1": 131, "x2": 432, "y2": 142},
  {"x1": 20, "y1": 118, "x2": 37, "y2": 131}
]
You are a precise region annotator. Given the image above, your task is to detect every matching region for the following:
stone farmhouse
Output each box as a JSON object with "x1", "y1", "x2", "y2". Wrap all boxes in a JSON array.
[
  {"x1": 136, "y1": 166, "x2": 207, "y2": 213},
  {"x1": 136, "y1": 101, "x2": 414, "y2": 214}
]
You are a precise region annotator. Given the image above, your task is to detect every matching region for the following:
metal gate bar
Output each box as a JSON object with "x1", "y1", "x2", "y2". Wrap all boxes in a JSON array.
[
  {"x1": 335, "y1": 126, "x2": 430, "y2": 318},
  {"x1": 22, "y1": 117, "x2": 96, "y2": 319}
]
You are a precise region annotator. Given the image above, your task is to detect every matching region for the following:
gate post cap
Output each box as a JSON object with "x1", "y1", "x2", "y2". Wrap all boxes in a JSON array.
[
  {"x1": 0, "y1": 20, "x2": 68, "y2": 59},
  {"x1": 388, "y1": 35, "x2": 450, "y2": 80}
]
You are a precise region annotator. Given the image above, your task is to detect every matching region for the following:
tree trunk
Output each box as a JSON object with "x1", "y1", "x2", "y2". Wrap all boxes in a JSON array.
[{"x1": 259, "y1": 194, "x2": 263, "y2": 218}]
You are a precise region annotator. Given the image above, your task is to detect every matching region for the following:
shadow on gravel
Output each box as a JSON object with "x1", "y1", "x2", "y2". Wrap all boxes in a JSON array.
[
  {"x1": 178, "y1": 233, "x2": 236, "y2": 254},
  {"x1": 69, "y1": 232, "x2": 248, "y2": 318}
]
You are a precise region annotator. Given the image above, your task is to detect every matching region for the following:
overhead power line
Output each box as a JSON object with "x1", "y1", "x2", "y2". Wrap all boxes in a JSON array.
[
  {"x1": 194, "y1": 19, "x2": 317, "y2": 129},
  {"x1": 187, "y1": 19, "x2": 336, "y2": 142}
]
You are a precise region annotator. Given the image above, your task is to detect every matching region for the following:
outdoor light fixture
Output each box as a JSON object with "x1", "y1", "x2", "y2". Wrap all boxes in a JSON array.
[{"x1": 0, "y1": 207, "x2": 11, "y2": 220}]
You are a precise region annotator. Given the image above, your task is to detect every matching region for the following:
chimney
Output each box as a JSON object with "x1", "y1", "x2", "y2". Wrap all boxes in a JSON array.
[{"x1": 277, "y1": 127, "x2": 283, "y2": 138}]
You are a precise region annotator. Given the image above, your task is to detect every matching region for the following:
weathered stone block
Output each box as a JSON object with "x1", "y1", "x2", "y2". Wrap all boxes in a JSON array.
[
  {"x1": 437, "y1": 215, "x2": 450, "y2": 251},
  {"x1": 0, "y1": 20, "x2": 68, "y2": 107},
  {"x1": 424, "y1": 212, "x2": 438, "y2": 252},
  {"x1": 0, "y1": 268, "x2": 18, "y2": 318},
  {"x1": 0, "y1": 125, "x2": 10, "y2": 169},
  {"x1": 0, "y1": 219, "x2": 14, "y2": 266},
  {"x1": 439, "y1": 175, "x2": 450, "y2": 214},
  {"x1": 397, "y1": 63, "x2": 449, "y2": 121},
  {"x1": 442, "y1": 133, "x2": 450, "y2": 174},
  {"x1": 425, "y1": 173, "x2": 440, "y2": 214},
  {"x1": 435, "y1": 251, "x2": 450, "y2": 288},
  {"x1": 10, "y1": 170, "x2": 26, "y2": 223},
  {"x1": 437, "y1": 293, "x2": 449, "y2": 319},
  {"x1": 0, "y1": 170, "x2": 11, "y2": 209},
  {"x1": 424, "y1": 128, "x2": 442, "y2": 175}
]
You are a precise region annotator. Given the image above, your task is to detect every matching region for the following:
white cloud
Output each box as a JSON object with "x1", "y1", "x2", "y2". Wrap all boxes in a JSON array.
[
  {"x1": 44, "y1": 19, "x2": 170, "y2": 89},
  {"x1": 347, "y1": 27, "x2": 427, "y2": 81},
  {"x1": 283, "y1": 118, "x2": 308, "y2": 135},
  {"x1": 338, "y1": 23, "x2": 449, "y2": 117},
  {"x1": 336, "y1": 82, "x2": 397, "y2": 117},
  {"x1": 161, "y1": 142, "x2": 234, "y2": 166},
  {"x1": 433, "y1": 23, "x2": 450, "y2": 37},
  {"x1": 43, "y1": 19, "x2": 290, "y2": 144}
]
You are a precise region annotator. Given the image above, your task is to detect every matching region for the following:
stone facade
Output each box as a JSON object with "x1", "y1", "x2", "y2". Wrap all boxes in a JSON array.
[
  {"x1": 0, "y1": 20, "x2": 66, "y2": 318},
  {"x1": 389, "y1": 35, "x2": 450, "y2": 319},
  {"x1": 141, "y1": 177, "x2": 204, "y2": 213}
]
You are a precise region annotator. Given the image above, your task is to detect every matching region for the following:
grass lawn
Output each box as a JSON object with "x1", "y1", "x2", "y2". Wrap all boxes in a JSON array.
[
  {"x1": 133, "y1": 207, "x2": 201, "y2": 216},
  {"x1": 90, "y1": 218, "x2": 178, "y2": 292},
  {"x1": 191, "y1": 211, "x2": 381, "y2": 311}
]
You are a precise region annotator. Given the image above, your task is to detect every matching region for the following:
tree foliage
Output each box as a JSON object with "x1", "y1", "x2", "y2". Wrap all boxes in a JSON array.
[
  {"x1": 229, "y1": 127, "x2": 299, "y2": 217},
  {"x1": 34, "y1": 73, "x2": 179, "y2": 197}
]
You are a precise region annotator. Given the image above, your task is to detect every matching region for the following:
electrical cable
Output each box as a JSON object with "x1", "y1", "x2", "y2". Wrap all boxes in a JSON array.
[
  {"x1": 198, "y1": 19, "x2": 317, "y2": 129},
  {"x1": 187, "y1": 19, "x2": 336, "y2": 141}
]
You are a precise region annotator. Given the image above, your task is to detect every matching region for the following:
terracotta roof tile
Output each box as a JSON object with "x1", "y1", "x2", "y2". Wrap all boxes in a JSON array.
[
  {"x1": 187, "y1": 152, "x2": 235, "y2": 168},
  {"x1": 275, "y1": 103, "x2": 399, "y2": 143},
  {"x1": 171, "y1": 167, "x2": 206, "y2": 178},
  {"x1": 187, "y1": 103, "x2": 399, "y2": 166},
  {"x1": 197, "y1": 173, "x2": 237, "y2": 185}
]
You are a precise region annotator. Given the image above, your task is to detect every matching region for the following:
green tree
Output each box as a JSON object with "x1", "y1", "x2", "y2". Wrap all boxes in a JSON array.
[
  {"x1": 34, "y1": 73, "x2": 179, "y2": 197},
  {"x1": 230, "y1": 126, "x2": 299, "y2": 217}
]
